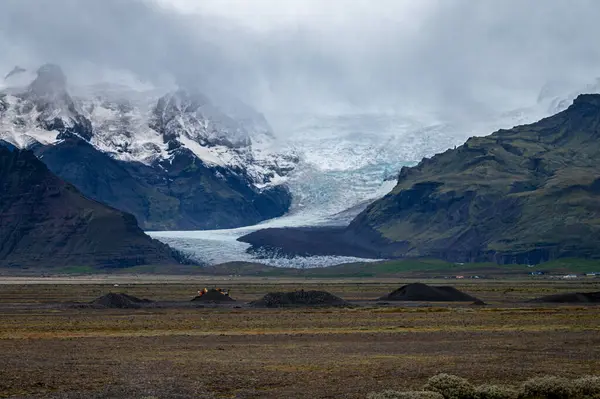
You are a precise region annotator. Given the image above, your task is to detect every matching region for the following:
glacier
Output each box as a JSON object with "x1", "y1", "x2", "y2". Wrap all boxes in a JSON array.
[
  {"x1": 4, "y1": 64, "x2": 594, "y2": 267},
  {"x1": 149, "y1": 106, "x2": 555, "y2": 267}
]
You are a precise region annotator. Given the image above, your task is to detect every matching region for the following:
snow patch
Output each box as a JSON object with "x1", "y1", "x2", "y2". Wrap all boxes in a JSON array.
[
  {"x1": 0, "y1": 94, "x2": 60, "y2": 148},
  {"x1": 178, "y1": 136, "x2": 226, "y2": 166}
]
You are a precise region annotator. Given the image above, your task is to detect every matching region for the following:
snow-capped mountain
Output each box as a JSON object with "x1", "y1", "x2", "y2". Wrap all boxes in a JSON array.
[
  {"x1": 0, "y1": 64, "x2": 93, "y2": 147},
  {"x1": 0, "y1": 64, "x2": 298, "y2": 230}
]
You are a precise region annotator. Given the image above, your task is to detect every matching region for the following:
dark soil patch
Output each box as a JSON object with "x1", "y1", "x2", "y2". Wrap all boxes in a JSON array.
[
  {"x1": 379, "y1": 283, "x2": 479, "y2": 302},
  {"x1": 191, "y1": 289, "x2": 235, "y2": 302},
  {"x1": 530, "y1": 291, "x2": 600, "y2": 303},
  {"x1": 250, "y1": 290, "x2": 349, "y2": 308},
  {"x1": 90, "y1": 293, "x2": 153, "y2": 309}
]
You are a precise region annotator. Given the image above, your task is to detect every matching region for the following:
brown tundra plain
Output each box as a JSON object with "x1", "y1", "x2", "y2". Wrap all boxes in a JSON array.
[{"x1": 0, "y1": 276, "x2": 598, "y2": 399}]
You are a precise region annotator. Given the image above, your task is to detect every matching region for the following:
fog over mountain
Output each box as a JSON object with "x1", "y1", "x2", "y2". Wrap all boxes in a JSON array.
[
  {"x1": 2, "y1": 0, "x2": 600, "y2": 120},
  {"x1": 3, "y1": 0, "x2": 600, "y2": 266}
]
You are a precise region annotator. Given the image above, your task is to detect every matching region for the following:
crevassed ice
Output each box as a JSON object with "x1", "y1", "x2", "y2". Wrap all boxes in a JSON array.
[{"x1": 151, "y1": 107, "x2": 556, "y2": 268}]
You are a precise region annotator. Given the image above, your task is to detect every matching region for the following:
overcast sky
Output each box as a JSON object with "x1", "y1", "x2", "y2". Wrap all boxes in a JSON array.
[{"x1": 1, "y1": 0, "x2": 600, "y2": 118}]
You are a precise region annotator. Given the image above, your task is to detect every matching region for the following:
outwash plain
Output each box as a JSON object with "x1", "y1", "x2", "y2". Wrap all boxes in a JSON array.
[{"x1": 0, "y1": 275, "x2": 598, "y2": 398}]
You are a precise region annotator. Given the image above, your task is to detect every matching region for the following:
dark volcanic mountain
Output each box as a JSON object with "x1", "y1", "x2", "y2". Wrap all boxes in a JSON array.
[
  {"x1": 0, "y1": 64, "x2": 296, "y2": 230},
  {"x1": 0, "y1": 145, "x2": 183, "y2": 268},
  {"x1": 241, "y1": 94, "x2": 600, "y2": 264}
]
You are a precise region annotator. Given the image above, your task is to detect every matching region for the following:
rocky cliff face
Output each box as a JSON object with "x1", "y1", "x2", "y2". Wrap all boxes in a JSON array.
[
  {"x1": 1, "y1": 64, "x2": 297, "y2": 230},
  {"x1": 0, "y1": 145, "x2": 184, "y2": 268},
  {"x1": 240, "y1": 94, "x2": 600, "y2": 264}
]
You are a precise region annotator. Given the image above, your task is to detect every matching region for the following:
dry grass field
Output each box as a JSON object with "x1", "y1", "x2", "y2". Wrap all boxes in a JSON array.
[{"x1": 0, "y1": 276, "x2": 599, "y2": 398}]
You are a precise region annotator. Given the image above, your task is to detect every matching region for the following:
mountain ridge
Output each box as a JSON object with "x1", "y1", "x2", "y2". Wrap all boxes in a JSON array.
[{"x1": 1, "y1": 64, "x2": 297, "y2": 230}]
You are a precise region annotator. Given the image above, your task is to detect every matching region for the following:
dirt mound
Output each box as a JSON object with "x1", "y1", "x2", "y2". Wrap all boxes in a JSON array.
[
  {"x1": 379, "y1": 283, "x2": 479, "y2": 302},
  {"x1": 191, "y1": 289, "x2": 235, "y2": 302},
  {"x1": 531, "y1": 291, "x2": 600, "y2": 303},
  {"x1": 91, "y1": 293, "x2": 152, "y2": 308},
  {"x1": 250, "y1": 290, "x2": 349, "y2": 308}
]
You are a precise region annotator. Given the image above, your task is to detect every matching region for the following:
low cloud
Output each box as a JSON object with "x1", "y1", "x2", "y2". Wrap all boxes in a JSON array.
[{"x1": 1, "y1": 0, "x2": 600, "y2": 118}]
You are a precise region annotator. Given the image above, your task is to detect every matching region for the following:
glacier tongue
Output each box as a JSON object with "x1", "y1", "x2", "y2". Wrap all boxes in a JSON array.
[
  {"x1": 150, "y1": 113, "x2": 466, "y2": 266},
  {"x1": 150, "y1": 104, "x2": 566, "y2": 267}
]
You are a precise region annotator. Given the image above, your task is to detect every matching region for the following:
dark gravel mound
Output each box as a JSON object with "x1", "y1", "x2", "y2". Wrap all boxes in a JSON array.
[
  {"x1": 238, "y1": 226, "x2": 404, "y2": 259},
  {"x1": 250, "y1": 290, "x2": 349, "y2": 308},
  {"x1": 379, "y1": 283, "x2": 479, "y2": 302},
  {"x1": 530, "y1": 291, "x2": 600, "y2": 303},
  {"x1": 191, "y1": 289, "x2": 235, "y2": 302},
  {"x1": 91, "y1": 293, "x2": 152, "y2": 308}
]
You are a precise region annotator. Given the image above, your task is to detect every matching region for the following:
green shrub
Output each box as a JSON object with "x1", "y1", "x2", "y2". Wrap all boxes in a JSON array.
[
  {"x1": 371, "y1": 375, "x2": 600, "y2": 399},
  {"x1": 475, "y1": 384, "x2": 519, "y2": 399},
  {"x1": 367, "y1": 390, "x2": 445, "y2": 399},
  {"x1": 423, "y1": 374, "x2": 476, "y2": 399},
  {"x1": 520, "y1": 376, "x2": 574, "y2": 399},
  {"x1": 572, "y1": 376, "x2": 600, "y2": 398}
]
